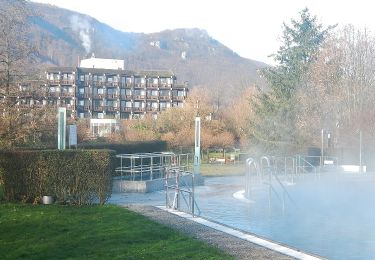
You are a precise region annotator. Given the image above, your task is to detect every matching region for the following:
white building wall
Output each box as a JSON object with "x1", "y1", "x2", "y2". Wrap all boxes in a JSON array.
[{"x1": 80, "y1": 58, "x2": 125, "y2": 70}]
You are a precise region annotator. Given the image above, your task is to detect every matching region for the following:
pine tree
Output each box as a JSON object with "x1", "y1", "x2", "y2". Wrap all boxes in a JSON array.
[{"x1": 252, "y1": 8, "x2": 333, "y2": 154}]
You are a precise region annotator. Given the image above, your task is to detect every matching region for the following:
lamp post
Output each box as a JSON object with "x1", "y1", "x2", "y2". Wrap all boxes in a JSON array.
[
  {"x1": 359, "y1": 130, "x2": 362, "y2": 173},
  {"x1": 321, "y1": 129, "x2": 324, "y2": 166}
]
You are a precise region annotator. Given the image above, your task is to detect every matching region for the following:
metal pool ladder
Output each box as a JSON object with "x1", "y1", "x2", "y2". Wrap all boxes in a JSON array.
[{"x1": 165, "y1": 167, "x2": 201, "y2": 217}]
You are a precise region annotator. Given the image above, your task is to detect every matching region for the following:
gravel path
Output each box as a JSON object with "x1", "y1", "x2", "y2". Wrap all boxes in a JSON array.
[{"x1": 122, "y1": 204, "x2": 295, "y2": 260}]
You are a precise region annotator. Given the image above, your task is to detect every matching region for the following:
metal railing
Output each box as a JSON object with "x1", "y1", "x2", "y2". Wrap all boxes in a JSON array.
[
  {"x1": 260, "y1": 156, "x2": 296, "y2": 212},
  {"x1": 115, "y1": 153, "x2": 191, "y2": 181},
  {"x1": 165, "y1": 167, "x2": 200, "y2": 217}
]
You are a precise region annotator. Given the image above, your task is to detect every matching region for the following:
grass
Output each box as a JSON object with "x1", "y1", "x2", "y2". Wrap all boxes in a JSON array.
[
  {"x1": 199, "y1": 163, "x2": 245, "y2": 176},
  {"x1": 0, "y1": 204, "x2": 232, "y2": 259}
]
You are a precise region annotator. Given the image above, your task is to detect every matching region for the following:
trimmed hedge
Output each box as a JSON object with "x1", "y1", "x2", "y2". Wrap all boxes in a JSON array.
[
  {"x1": 0, "y1": 150, "x2": 115, "y2": 205},
  {"x1": 78, "y1": 140, "x2": 167, "y2": 154}
]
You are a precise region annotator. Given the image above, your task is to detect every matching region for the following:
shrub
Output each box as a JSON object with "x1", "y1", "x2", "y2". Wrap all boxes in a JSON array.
[{"x1": 0, "y1": 149, "x2": 115, "y2": 205}]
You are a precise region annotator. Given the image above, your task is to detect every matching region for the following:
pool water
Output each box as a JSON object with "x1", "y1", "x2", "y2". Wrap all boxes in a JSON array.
[{"x1": 110, "y1": 173, "x2": 375, "y2": 259}]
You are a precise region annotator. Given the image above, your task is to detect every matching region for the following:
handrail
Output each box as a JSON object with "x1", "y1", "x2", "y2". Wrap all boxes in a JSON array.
[
  {"x1": 165, "y1": 168, "x2": 200, "y2": 217},
  {"x1": 256, "y1": 156, "x2": 296, "y2": 211},
  {"x1": 245, "y1": 158, "x2": 258, "y2": 199},
  {"x1": 296, "y1": 155, "x2": 319, "y2": 179}
]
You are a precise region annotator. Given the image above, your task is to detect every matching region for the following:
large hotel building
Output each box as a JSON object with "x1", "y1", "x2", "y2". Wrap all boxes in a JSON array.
[{"x1": 43, "y1": 57, "x2": 188, "y2": 120}]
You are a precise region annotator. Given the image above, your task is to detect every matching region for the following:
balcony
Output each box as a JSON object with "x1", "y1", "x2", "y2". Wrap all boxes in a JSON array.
[
  {"x1": 61, "y1": 80, "x2": 75, "y2": 85},
  {"x1": 121, "y1": 107, "x2": 132, "y2": 112},
  {"x1": 92, "y1": 106, "x2": 104, "y2": 112},
  {"x1": 47, "y1": 80, "x2": 60, "y2": 85},
  {"x1": 146, "y1": 107, "x2": 159, "y2": 112},
  {"x1": 134, "y1": 83, "x2": 146, "y2": 88},
  {"x1": 125, "y1": 83, "x2": 133, "y2": 88},
  {"x1": 93, "y1": 94, "x2": 104, "y2": 99},
  {"x1": 159, "y1": 83, "x2": 172, "y2": 89},
  {"x1": 92, "y1": 81, "x2": 105, "y2": 87},
  {"x1": 107, "y1": 94, "x2": 119, "y2": 99},
  {"x1": 133, "y1": 107, "x2": 145, "y2": 112},
  {"x1": 172, "y1": 96, "x2": 185, "y2": 101},
  {"x1": 147, "y1": 83, "x2": 158, "y2": 89},
  {"x1": 106, "y1": 106, "x2": 119, "y2": 112},
  {"x1": 133, "y1": 95, "x2": 146, "y2": 100},
  {"x1": 120, "y1": 94, "x2": 132, "y2": 100},
  {"x1": 60, "y1": 92, "x2": 75, "y2": 98},
  {"x1": 83, "y1": 106, "x2": 91, "y2": 111},
  {"x1": 77, "y1": 93, "x2": 91, "y2": 99},
  {"x1": 146, "y1": 95, "x2": 158, "y2": 100},
  {"x1": 159, "y1": 96, "x2": 170, "y2": 100},
  {"x1": 106, "y1": 82, "x2": 119, "y2": 87},
  {"x1": 173, "y1": 84, "x2": 187, "y2": 89}
]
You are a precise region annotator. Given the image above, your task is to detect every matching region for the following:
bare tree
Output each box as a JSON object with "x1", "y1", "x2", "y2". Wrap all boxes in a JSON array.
[{"x1": 0, "y1": 0, "x2": 46, "y2": 147}]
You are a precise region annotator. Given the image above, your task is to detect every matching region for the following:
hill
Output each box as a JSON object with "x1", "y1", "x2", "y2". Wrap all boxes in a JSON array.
[{"x1": 28, "y1": 2, "x2": 267, "y2": 102}]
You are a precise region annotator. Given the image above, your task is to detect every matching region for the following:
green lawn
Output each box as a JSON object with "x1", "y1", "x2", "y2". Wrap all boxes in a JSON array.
[
  {"x1": 0, "y1": 204, "x2": 232, "y2": 259},
  {"x1": 199, "y1": 163, "x2": 245, "y2": 176}
]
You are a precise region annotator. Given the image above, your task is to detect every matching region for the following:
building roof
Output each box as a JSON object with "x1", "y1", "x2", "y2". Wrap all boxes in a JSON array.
[
  {"x1": 46, "y1": 67, "x2": 76, "y2": 73},
  {"x1": 80, "y1": 57, "x2": 125, "y2": 70},
  {"x1": 138, "y1": 70, "x2": 175, "y2": 78},
  {"x1": 77, "y1": 67, "x2": 134, "y2": 76},
  {"x1": 47, "y1": 67, "x2": 175, "y2": 78}
]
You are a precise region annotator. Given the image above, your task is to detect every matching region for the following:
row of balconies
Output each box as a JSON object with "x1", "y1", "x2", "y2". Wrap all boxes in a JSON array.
[
  {"x1": 78, "y1": 81, "x2": 173, "y2": 89},
  {"x1": 39, "y1": 92, "x2": 185, "y2": 101},
  {"x1": 47, "y1": 80, "x2": 75, "y2": 85},
  {"x1": 76, "y1": 105, "x2": 169, "y2": 112},
  {"x1": 16, "y1": 102, "x2": 181, "y2": 112},
  {"x1": 75, "y1": 93, "x2": 184, "y2": 101}
]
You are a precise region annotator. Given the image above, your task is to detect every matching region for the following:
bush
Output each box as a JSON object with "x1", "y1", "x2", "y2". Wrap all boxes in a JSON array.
[
  {"x1": 78, "y1": 140, "x2": 167, "y2": 154},
  {"x1": 0, "y1": 149, "x2": 115, "y2": 205}
]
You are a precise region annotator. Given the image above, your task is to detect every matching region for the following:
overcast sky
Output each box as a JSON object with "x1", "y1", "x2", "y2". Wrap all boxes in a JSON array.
[{"x1": 33, "y1": 0, "x2": 375, "y2": 64}]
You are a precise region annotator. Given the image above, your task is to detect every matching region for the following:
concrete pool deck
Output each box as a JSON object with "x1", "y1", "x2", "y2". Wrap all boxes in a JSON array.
[{"x1": 122, "y1": 204, "x2": 323, "y2": 260}]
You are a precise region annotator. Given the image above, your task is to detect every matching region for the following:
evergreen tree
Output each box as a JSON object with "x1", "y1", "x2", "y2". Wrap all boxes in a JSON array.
[{"x1": 252, "y1": 8, "x2": 333, "y2": 154}]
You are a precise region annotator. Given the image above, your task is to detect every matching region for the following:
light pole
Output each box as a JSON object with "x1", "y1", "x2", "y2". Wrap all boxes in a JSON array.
[
  {"x1": 359, "y1": 130, "x2": 362, "y2": 173},
  {"x1": 321, "y1": 129, "x2": 324, "y2": 166}
]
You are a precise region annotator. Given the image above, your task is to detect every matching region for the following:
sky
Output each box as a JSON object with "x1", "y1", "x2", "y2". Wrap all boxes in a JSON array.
[{"x1": 33, "y1": 0, "x2": 375, "y2": 64}]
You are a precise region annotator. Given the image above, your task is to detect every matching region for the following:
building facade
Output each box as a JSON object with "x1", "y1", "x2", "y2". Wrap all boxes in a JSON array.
[{"x1": 41, "y1": 58, "x2": 188, "y2": 120}]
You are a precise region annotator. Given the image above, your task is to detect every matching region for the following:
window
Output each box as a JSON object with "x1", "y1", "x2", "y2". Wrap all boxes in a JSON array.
[
  {"x1": 98, "y1": 88, "x2": 104, "y2": 94},
  {"x1": 79, "y1": 100, "x2": 84, "y2": 106}
]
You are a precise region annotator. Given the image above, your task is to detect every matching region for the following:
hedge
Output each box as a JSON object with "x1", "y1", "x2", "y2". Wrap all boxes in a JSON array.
[
  {"x1": 78, "y1": 140, "x2": 167, "y2": 154},
  {"x1": 0, "y1": 149, "x2": 115, "y2": 205}
]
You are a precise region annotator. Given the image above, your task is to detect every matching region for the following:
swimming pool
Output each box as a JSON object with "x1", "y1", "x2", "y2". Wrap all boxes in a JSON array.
[
  {"x1": 195, "y1": 174, "x2": 375, "y2": 259},
  {"x1": 110, "y1": 173, "x2": 375, "y2": 259}
]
